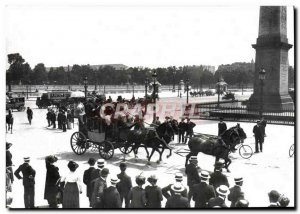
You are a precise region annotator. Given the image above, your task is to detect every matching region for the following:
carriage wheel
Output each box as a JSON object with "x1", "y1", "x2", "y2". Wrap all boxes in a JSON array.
[
  {"x1": 99, "y1": 141, "x2": 114, "y2": 160},
  {"x1": 70, "y1": 132, "x2": 87, "y2": 155},
  {"x1": 289, "y1": 144, "x2": 294, "y2": 157},
  {"x1": 239, "y1": 145, "x2": 253, "y2": 159},
  {"x1": 119, "y1": 141, "x2": 133, "y2": 154}
]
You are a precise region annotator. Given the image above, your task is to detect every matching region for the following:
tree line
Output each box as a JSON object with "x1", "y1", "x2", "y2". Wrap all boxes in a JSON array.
[{"x1": 6, "y1": 53, "x2": 295, "y2": 88}]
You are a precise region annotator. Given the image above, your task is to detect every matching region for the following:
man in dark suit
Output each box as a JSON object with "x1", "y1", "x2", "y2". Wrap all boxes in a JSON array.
[
  {"x1": 253, "y1": 121, "x2": 264, "y2": 153},
  {"x1": 218, "y1": 117, "x2": 227, "y2": 136},
  {"x1": 185, "y1": 156, "x2": 200, "y2": 202},
  {"x1": 268, "y1": 190, "x2": 280, "y2": 207},
  {"x1": 26, "y1": 107, "x2": 33, "y2": 125},
  {"x1": 83, "y1": 158, "x2": 97, "y2": 207},
  {"x1": 207, "y1": 185, "x2": 229, "y2": 208},
  {"x1": 91, "y1": 168, "x2": 109, "y2": 208},
  {"x1": 209, "y1": 161, "x2": 229, "y2": 190},
  {"x1": 184, "y1": 118, "x2": 196, "y2": 144},
  {"x1": 192, "y1": 171, "x2": 216, "y2": 208},
  {"x1": 14, "y1": 157, "x2": 36, "y2": 208},
  {"x1": 260, "y1": 117, "x2": 267, "y2": 137},
  {"x1": 165, "y1": 183, "x2": 190, "y2": 208},
  {"x1": 162, "y1": 173, "x2": 187, "y2": 199},
  {"x1": 116, "y1": 162, "x2": 132, "y2": 208},
  {"x1": 228, "y1": 176, "x2": 245, "y2": 207},
  {"x1": 103, "y1": 176, "x2": 122, "y2": 208},
  {"x1": 178, "y1": 118, "x2": 187, "y2": 144},
  {"x1": 6, "y1": 142, "x2": 14, "y2": 184}
]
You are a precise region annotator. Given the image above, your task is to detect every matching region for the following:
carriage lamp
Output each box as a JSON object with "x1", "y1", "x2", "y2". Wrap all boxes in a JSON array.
[
  {"x1": 152, "y1": 71, "x2": 157, "y2": 122},
  {"x1": 185, "y1": 78, "x2": 190, "y2": 104},
  {"x1": 83, "y1": 76, "x2": 88, "y2": 100},
  {"x1": 259, "y1": 68, "x2": 266, "y2": 117}
]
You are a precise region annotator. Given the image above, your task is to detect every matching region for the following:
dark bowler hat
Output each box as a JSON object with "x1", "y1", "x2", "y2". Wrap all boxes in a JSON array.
[
  {"x1": 268, "y1": 190, "x2": 280, "y2": 201},
  {"x1": 6, "y1": 142, "x2": 12, "y2": 150},
  {"x1": 88, "y1": 158, "x2": 96, "y2": 166},
  {"x1": 119, "y1": 162, "x2": 127, "y2": 168},
  {"x1": 68, "y1": 160, "x2": 79, "y2": 171},
  {"x1": 214, "y1": 161, "x2": 223, "y2": 169},
  {"x1": 100, "y1": 168, "x2": 110, "y2": 177}
]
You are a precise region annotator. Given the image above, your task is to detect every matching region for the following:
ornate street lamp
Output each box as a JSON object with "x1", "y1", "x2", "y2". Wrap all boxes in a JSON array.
[
  {"x1": 185, "y1": 78, "x2": 190, "y2": 104},
  {"x1": 152, "y1": 71, "x2": 157, "y2": 122},
  {"x1": 259, "y1": 68, "x2": 266, "y2": 117},
  {"x1": 83, "y1": 76, "x2": 88, "y2": 100}
]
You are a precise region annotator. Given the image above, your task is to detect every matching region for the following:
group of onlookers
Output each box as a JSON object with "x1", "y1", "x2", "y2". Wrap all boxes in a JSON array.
[{"x1": 46, "y1": 107, "x2": 73, "y2": 131}]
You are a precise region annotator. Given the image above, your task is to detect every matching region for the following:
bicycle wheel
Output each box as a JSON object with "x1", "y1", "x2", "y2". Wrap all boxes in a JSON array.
[
  {"x1": 289, "y1": 144, "x2": 294, "y2": 157},
  {"x1": 239, "y1": 145, "x2": 253, "y2": 159}
]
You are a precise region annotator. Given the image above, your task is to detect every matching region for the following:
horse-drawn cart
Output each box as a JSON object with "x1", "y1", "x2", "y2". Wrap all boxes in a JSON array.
[{"x1": 70, "y1": 117, "x2": 133, "y2": 160}]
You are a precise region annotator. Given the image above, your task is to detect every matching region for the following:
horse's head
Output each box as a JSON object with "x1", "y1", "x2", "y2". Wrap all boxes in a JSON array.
[{"x1": 223, "y1": 126, "x2": 247, "y2": 151}]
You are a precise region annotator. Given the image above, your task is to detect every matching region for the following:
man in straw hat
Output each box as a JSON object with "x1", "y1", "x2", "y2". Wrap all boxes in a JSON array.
[
  {"x1": 83, "y1": 158, "x2": 97, "y2": 207},
  {"x1": 14, "y1": 157, "x2": 36, "y2": 208},
  {"x1": 116, "y1": 162, "x2": 132, "y2": 208},
  {"x1": 165, "y1": 183, "x2": 190, "y2": 208},
  {"x1": 209, "y1": 161, "x2": 229, "y2": 190},
  {"x1": 91, "y1": 168, "x2": 109, "y2": 208},
  {"x1": 162, "y1": 173, "x2": 187, "y2": 199},
  {"x1": 91, "y1": 159, "x2": 105, "y2": 180},
  {"x1": 103, "y1": 175, "x2": 122, "y2": 208},
  {"x1": 192, "y1": 170, "x2": 216, "y2": 208},
  {"x1": 228, "y1": 176, "x2": 245, "y2": 207},
  {"x1": 185, "y1": 156, "x2": 200, "y2": 202},
  {"x1": 207, "y1": 185, "x2": 229, "y2": 208}
]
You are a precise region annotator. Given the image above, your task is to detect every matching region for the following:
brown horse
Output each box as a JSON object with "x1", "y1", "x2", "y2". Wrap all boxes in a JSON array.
[
  {"x1": 185, "y1": 126, "x2": 247, "y2": 172},
  {"x1": 6, "y1": 114, "x2": 14, "y2": 134}
]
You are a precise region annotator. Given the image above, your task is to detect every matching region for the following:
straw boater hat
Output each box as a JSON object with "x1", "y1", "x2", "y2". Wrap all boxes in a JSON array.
[
  {"x1": 110, "y1": 175, "x2": 119, "y2": 185},
  {"x1": 189, "y1": 156, "x2": 198, "y2": 162},
  {"x1": 216, "y1": 185, "x2": 229, "y2": 196},
  {"x1": 171, "y1": 183, "x2": 185, "y2": 193},
  {"x1": 24, "y1": 157, "x2": 30, "y2": 163},
  {"x1": 200, "y1": 171, "x2": 210, "y2": 180},
  {"x1": 6, "y1": 142, "x2": 12, "y2": 150},
  {"x1": 234, "y1": 177, "x2": 243, "y2": 183},
  {"x1": 97, "y1": 159, "x2": 105, "y2": 168},
  {"x1": 175, "y1": 173, "x2": 183, "y2": 181}
]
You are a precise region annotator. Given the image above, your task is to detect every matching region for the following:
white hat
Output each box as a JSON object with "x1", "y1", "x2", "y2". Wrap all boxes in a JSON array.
[
  {"x1": 216, "y1": 185, "x2": 229, "y2": 196},
  {"x1": 189, "y1": 156, "x2": 198, "y2": 162},
  {"x1": 234, "y1": 177, "x2": 243, "y2": 183},
  {"x1": 97, "y1": 159, "x2": 105, "y2": 168},
  {"x1": 175, "y1": 173, "x2": 183, "y2": 181},
  {"x1": 171, "y1": 183, "x2": 185, "y2": 193},
  {"x1": 200, "y1": 171, "x2": 210, "y2": 180},
  {"x1": 24, "y1": 157, "x2": 30, "y2": 162},
  {"x1": 110, "y1": 175, "x2": 119, "y2": 184}
]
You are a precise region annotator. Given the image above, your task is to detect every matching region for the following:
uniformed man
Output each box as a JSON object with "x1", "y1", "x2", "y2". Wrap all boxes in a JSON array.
[
  {"x1": 184, "y1": 118, "x2": 196, "y2": 144},
  {"x1": 207, "y1": 185, "x2": 229, "y2": 208},
  {"x1": 178, "y1": 118, "x2": 187, "y2": 144},
  {"x1": 162, "y1": 173, "x2": 188, "y2": 199},
  {"x1": 218, "y1": 117, "x2": 227, "y2": 136},
  {"x1": 228, "y1": 176, "x2": 245, "y2": 207},
  {"x1": 83, "y1": 158, "x2": 97, "y2": 207},
  {"x1": 268, "y1": 190, "x2": 280, "y2": 207},
  {"x1": 209, "y1": 161, "x2": 229, "y2": 190},
  {"x1": 192, "y1": 171, "x2": 216, "y2": 208},
  {"x1": 165, "y1": 183, "x2": 190, "y2": 208},
  {"x1": 253, "y1": 120, "x2": 264, "y2": 153},
  {"x1": 185, "y1": 156, "x2": 200, "y2": 202},
  {"x1": 14, "y1": 157, "x2": 36, "y2": 208}
]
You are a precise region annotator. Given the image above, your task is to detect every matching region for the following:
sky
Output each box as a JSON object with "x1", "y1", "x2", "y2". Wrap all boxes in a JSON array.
[{"x1": 4, "y1": 4, "x2": 295, "y2": 69}]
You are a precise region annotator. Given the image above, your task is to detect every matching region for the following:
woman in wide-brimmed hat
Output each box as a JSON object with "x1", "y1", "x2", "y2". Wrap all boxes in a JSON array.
[{"x1": 60, "y1": 160, "x2": 82, "y2": 208}]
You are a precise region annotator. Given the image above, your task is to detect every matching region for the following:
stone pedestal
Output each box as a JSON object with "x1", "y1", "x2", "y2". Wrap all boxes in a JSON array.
[{"x1": 248, "y1": 6, "x2": 294, "y2": 111}]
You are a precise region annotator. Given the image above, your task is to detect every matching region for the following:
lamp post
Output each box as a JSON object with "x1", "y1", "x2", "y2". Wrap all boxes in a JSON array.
[
  {"x1": 259, "y1": 68, "x2": 266, "y2": 117},
  {"x1": 217, "y1": 78, "x2": 221, "y2": 108},
  {"x1": 83, "y1": 76, "x2": 88, "y2": 100},
  {"x1": 132, "y1": 82, "x2": 136, "y2": 97},
  {"x1": 152, "y1": 71, "x2": 157, "y2": 122},
  {"x1": 172, "y1": 69, "x2": 176, "y2": 92},
  {"x1": 185, "y1": 78, "x2": 190, "y2": 104},
  {"x1": 145, "y1": 78, "x2": 149, "y2": 113}
]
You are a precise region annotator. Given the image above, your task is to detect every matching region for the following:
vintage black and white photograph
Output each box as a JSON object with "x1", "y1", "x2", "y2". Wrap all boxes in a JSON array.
[{"x1": 3, "y1": 1, "x2": 296, "y2": 209}]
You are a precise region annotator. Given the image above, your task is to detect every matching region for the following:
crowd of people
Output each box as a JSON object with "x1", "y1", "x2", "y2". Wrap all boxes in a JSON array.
[
  {"x1": 46, "y1": 107, "x2": 73, "y2": 132},
  {"x1": 6, "y1": 141, "x2": 290, "y2": 208}
]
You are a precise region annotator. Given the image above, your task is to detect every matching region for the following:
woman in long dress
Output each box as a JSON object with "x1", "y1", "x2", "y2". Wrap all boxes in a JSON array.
[{"x1": 60, "y1": 161, "x2": 82, "y2": 208}]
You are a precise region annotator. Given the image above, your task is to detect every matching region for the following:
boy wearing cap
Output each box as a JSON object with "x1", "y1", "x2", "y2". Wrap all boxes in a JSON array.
[
  {"x1": 207, "y1": 185, "x2": 229, "y2": 208},
  {"x1": 162, "y1": 173, "x2": 188, "y2": 199},
  {"x1": 116, "y1": 162, "x2": 132, "y2": 208},
  {"x1": 103, "y1": 175, "x2": 122, "y2": 208},
  {"x1": 14, "y1": 157, "x2": 36, "y2": 208},
  {"x1": 228, "y1": 177, "x2": 245, "y2": 207},
  {"x1": 209, "y1": 161, "x2": 229, "y2": 190},
  {"x1": 145, "y1": 175, "x2": 163, "y2": 208},
  {"x1": 185, "y1": 156, "x2": 200, "y2": 202},
  {"x1": 91, "y1": 168, "x2": 109, "y2": 208},
  {"x1": 165, "y1": 183, "x2": 190, "y2": 208},
  {"x1": 83, "y1": 158, "x2": 97, "y2": 207},
  {"x1": 192, "y1": 171, "x2": 216, "y2": 208}
]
